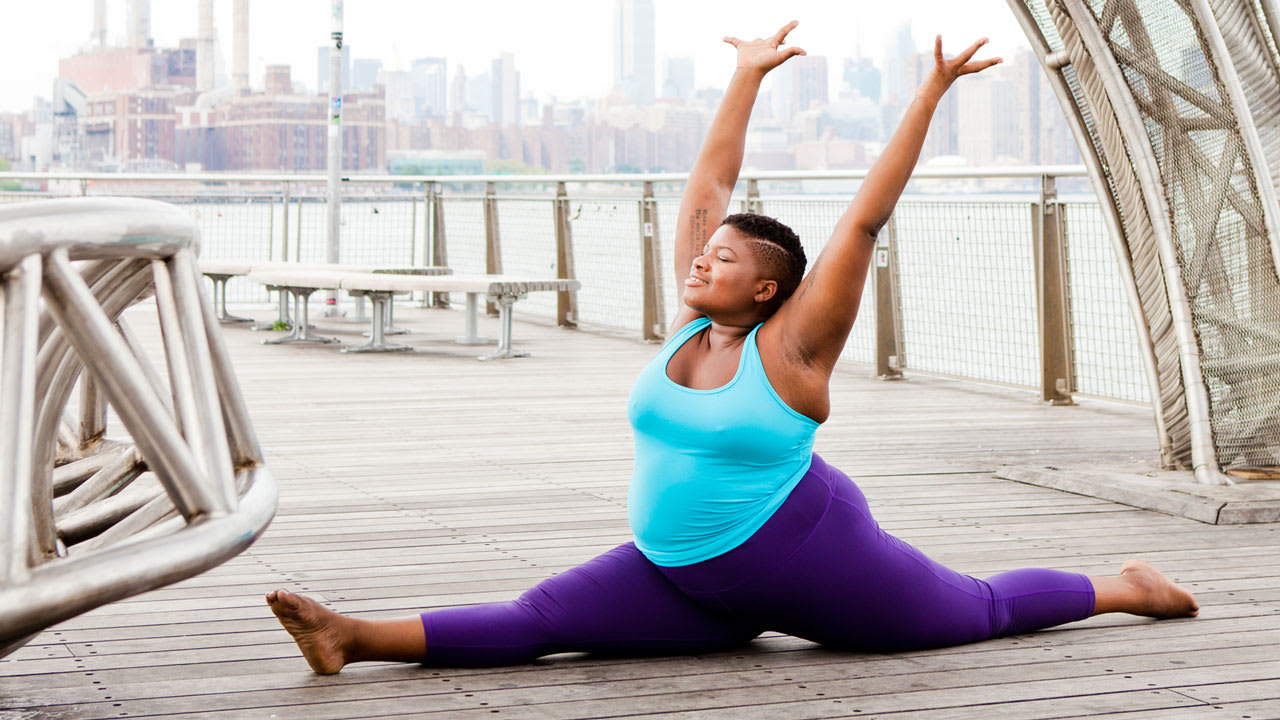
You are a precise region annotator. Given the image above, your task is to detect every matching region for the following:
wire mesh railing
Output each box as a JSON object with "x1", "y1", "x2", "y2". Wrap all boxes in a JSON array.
[{"x1": 0, "y1": 168, "x2": 1154, "y2": 405}]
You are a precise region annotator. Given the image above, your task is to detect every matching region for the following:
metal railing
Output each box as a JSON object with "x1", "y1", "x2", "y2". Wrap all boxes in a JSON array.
[
  {"x1": 0, "y1": 167, "x2": 1151, "y2": 405},
  {"x1": 0, "y1": 197, "x2": 277, "y2": 657}
]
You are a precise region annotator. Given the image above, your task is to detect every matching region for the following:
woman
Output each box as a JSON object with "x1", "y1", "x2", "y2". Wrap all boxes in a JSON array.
[{"x1": 267, "y1": 23, "x2": 1198, "y2": 674}]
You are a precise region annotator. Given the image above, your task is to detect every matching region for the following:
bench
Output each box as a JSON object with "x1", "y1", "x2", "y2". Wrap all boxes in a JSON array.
[
  {"x1": 244, "y1": 269, "x2": 580, "y2": 359},
  {"x1": 199, "y1": 260, "x2": 451, "y2": 330}
]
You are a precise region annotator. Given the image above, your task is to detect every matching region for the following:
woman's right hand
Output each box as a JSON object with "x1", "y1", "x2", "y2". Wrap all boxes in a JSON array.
[{"x1": 724, "y1": 21, "x2": 806, "y2": 76}]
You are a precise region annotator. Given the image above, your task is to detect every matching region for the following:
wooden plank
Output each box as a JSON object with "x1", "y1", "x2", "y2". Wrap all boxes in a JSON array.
[{"x1": 6, "y1": 304, "x2": 1277, "y2": 720}]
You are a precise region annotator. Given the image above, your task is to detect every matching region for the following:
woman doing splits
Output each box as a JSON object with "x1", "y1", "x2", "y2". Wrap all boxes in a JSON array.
[{"x1": 267, "y1": 23, "x2": 1198, "y2": 674}]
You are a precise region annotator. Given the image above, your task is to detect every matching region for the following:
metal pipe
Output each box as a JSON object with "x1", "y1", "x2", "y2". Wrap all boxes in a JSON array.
[
  {"x1": 169, "y1": 251, "x2": 236, "y2": 509},
  {"x1": 0, "y1": 466, "x2": 275, "y2": 642},
  {"x1": 195, "y1": 262, "x2": 265, "y2": 468},
  {"x1": 42, "y1": 250, "x2": 228, "y2": 518},
  {"x1": 0, "y1": 255, "x2": 41, "y2": 584}
]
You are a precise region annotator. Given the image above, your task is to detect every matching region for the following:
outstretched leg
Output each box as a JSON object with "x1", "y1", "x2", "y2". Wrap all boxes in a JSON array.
[
  {"x1": 661, "y1": 454, "x2": 1198, "y2": 652},
  {"x1": 268, "y1": 543, "x2": 760, "y2": 673}
]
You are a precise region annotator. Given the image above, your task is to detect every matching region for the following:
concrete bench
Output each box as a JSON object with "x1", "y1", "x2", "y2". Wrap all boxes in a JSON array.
[
  {"x1": 199, "y1": 260, "x2": 450, "y2": 330},
  {"x1": 244, "y1": 269, "x2": 580, "y2": 359}
]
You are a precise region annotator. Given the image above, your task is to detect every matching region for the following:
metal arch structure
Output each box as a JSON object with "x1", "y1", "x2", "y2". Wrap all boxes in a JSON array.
[
  {"x1": 1008, "y1": 0, "x2": 1280, "y2": 483},
  {"x1": 0, "y1": 197, "x2": 277, "y2": 657}
]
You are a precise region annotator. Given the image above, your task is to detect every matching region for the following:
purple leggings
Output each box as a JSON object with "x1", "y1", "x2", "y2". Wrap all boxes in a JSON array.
[{"x1": 421, "y1": 454, "x2": 1095, "y2": 666}]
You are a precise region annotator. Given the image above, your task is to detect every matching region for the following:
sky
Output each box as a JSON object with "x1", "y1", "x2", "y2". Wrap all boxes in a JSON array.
[{"x1": 3, "y1": 0, "x2": 1032, "y2": 113}]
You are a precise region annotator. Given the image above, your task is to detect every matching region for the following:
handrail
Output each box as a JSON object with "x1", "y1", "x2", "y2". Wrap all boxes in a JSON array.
[{"x1": 0, "y1": 165, "x2": 1091, "y2": 187}]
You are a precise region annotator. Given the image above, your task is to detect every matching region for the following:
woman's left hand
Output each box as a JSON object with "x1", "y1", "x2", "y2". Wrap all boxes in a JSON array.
[{"x1": 919, "y1": 36, "x2": 1001, "y2": 100}]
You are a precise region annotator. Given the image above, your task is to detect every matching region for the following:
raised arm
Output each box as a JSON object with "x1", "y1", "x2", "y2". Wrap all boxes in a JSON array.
[
  {"x1": 670, "y1": 22, "x2": 805, "y2": 333},
  {"x1": 770, "y1": 36, "x2": 1000, "y2": 369}
]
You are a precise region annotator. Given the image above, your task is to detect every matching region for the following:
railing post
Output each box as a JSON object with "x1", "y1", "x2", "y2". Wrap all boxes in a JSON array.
[
  {"x1": 266, "y1": 196, "x2": 274, "y2": 263},
  {"x1": 1034, "y1": 174, "x2": 1076, "y2": 405},
  {"x1": 554, "y1": 181, "x2": 578, "y2": 328},
  {"x1": 875, "y1": 213, "x2": 905, "y2": 380},
  {"x1": 640, "y1": 181, "x2": 665, "y2": 341},
  {"x1": 280, "y1": 182, "x2": 290, "y2": 261},
  {"x1": 408, "y1": 195, "x2": 417, "y2": 265},
  {"x1": 746, "y1": 178, "x2": 762, "y2": 214},
  {"x1": 427, "y1": 181, "x2": 449, "y2": 308},
  {"x1": 483, "y1": 181, "x2": 503, "y2": 317},
  {"x1": 294, "y1": 194, "x2": 303, "y2": 262}
]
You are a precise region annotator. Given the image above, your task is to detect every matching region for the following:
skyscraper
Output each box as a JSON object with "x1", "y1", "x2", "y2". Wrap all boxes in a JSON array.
[
  {"x1": 412, "y1": 57, "x2": 448, "y2": 119},
  {"x1": 614, "y1": 0, "x2": 656, "y2": 106},
  {"x1": 491, "y1": 54, "x2": 519, "y2": 126},
  {"x1": 882, "y1": 23, "x2": 915, "y2": 106},
  {"x1": 351, "y1": 59, "x2": 382, "y2": 93},
  {"x1": 662, "y1": 58, "x2": 694, "y2": 101},
  {"x1": 772, "y1": 56, "x2": 829, "y2": 124}
]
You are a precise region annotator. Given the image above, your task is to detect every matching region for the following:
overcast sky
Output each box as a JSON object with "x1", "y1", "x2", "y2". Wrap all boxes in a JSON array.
[{"x1": 4, "y1": 0, "x2": 1031, "y2": 112}]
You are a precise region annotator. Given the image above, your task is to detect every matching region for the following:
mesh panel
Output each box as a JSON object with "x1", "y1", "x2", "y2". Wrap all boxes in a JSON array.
[
  {"x1": 566, "y1": 197, "x2": 643, "y2": 332},
  {"x1": 1108, "y1": 0, "x2": 1280, "y2": 468},
  {"x1": 1063, "y1": 202, "x2": 1151, "y2": 402},
  {"x1": 894, "y1": 201, "x2": 1038, "y2": 386},
  {"x1": 496, "y1": 199, "x2": 559, "y2": 322},
  {"x1": 438, "y1": 197, "x2": 487, "y2": 274}
]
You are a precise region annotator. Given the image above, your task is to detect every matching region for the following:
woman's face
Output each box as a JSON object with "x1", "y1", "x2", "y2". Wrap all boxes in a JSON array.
[{"x1": 682, "y1": 225, "x2": 777, "y2": 318}]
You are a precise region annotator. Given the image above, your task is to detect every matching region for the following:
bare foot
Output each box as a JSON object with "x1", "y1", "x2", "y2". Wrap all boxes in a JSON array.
[
  {"x1": 1120, "y1": 560, "x2": 1200, "y2": 618},
  {"x1": 266, "y1": 589, "x2": 352, "y2": 674}
]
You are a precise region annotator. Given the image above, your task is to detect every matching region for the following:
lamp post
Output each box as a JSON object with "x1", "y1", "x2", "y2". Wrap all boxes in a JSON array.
[{"x1": 324, "y1": 0, "x2": 343, "y2": 315}]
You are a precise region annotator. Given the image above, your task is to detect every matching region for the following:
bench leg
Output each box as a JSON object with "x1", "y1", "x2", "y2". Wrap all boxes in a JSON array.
[
  {"x1": 479, "y1": 294, "x2": 530, "y2": 360},
  {"x1": 362, "y1": 295, "x2": 409, "y2": 337},
  {"x1": 209, "y1": 275, "x2": 252, "y2": 324},
  {"x1": 253, "y1": 288, "x2": 294, "y2": 332},
  {"x1": 454, "y1": 292, "x2": 492, "y2": 345},
  {"x1": 384, "y1": 297, "x2": 409, "y2": 335},
  {"x1": 263, "y1": 288, "x2": 339, "y2": 345},
  {"x1": 344, "y1": 293, "x2": 411, "y2": 353}
]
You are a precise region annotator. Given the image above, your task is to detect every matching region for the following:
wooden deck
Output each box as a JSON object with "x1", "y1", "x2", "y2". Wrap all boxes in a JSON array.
[{"x1": 4, "y1": 304, "x2": 1280, "y2": 719}]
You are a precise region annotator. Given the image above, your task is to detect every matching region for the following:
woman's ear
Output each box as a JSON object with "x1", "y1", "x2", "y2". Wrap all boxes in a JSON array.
[{"x1": 754, "y1": 279, "x2": 778, "y2": 304}]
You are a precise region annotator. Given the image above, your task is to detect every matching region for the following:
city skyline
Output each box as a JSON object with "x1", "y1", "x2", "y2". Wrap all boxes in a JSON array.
[{"x1": 4, "y1": 0, "x2": 1031, "y2": 113}]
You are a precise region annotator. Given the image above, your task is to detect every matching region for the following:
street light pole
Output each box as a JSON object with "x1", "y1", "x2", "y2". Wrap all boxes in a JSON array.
[{"x1": 324, "y1": 0, "x2": 344, "y2": 315}]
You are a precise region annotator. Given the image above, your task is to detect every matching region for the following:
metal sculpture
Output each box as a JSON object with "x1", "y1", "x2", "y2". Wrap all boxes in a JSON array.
[
  {"x1": 0, "y1": 197, "x2": 276, "y2": 657},
  {"x1": 1009, "y1": 0, "x2": 1280, "y2": 481}
]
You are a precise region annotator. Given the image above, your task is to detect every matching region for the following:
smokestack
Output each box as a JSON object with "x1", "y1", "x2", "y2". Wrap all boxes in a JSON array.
[
  {"x1": 129, "y1": 0, "x2": 151, "y2": 48},
  {"x1": 197, "y1": 0, "x2": 215, "y2": 91},
  {"x1": 233, "y1": 0, "x2": 249, "y2": 91},
  {"x1": 93, "y1": 0, "x2": 107, "y2": 48}
]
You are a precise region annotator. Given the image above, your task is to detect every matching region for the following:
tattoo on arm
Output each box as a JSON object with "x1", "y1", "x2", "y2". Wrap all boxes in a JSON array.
[
  {"x1": 794, "y1": 256, "x2": 822, "y2": 301},
  {"x1": 687, "y1": 208, "x2": 709, "y2": 258}
]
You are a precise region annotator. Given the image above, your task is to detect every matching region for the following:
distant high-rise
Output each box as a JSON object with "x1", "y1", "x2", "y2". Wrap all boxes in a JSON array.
[
  {"x1": 843, "y1": 58, "x2": 881, "y2": 102},
  {"x1": 412, "y1": 57, "x2": 448, "y2": 119},
  {"x1": 317, "y1": 45, "x2": 351, "y2": 94},
  {"x1": 450, "y1": 65, "x2": 468, "y2": 116},
  {"x1": 468, "y1": 71, "x2": 492, "y2": 121},
  {"x1": 956, "y1": 70, "x2": 1019, "y2": 164},
  {"x1": 491, "y1": 53, "x2": 519, "y2": 126},
  {"x1": 352, "y1": 59, "x2": 383, "y2": 93},
  {"x1": 772, "y1": 55, "x2": 828, "y2": 124},
  {"x1": 662, "y1": 57, "x2": 694, "y2": 100},
  {"x1": 614, "y1": 0, "x2": 656, "y2": 106},
  {"x1": 882, "y1": 23, "x2": 914, "y2": 106}
]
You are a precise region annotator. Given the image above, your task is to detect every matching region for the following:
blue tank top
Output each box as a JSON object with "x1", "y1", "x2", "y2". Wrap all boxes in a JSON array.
[{"x1": 627, "y1": 316, "x2": 819, "y2": 566}]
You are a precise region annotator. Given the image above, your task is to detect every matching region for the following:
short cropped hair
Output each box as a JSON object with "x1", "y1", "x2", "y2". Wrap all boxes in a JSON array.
[{"x1": 721, "y1": 213, "x2": 807, "y2": 307}]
